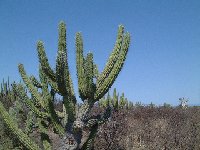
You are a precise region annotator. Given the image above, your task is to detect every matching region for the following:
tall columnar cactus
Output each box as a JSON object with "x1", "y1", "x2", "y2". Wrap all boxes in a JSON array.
[{"x1": 0, "y1": 21, "x2": 130, "y2": 150}]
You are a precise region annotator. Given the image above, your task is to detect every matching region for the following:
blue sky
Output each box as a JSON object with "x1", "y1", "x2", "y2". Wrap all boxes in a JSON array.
[{"x1": 0, "y1": 0, "x2": 200, "y2": 106}]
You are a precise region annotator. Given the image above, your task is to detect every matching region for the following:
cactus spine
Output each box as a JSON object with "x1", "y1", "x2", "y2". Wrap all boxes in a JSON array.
[{"x1": 0, "y1": 21, "x2": 130, "y2": 150}]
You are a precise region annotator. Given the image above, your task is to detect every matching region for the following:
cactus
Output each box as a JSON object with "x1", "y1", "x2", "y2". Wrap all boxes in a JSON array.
[
  {"x1": 0, "y1": 78, "x2": 16, "y2": 108},
  {"x1": 163, "y1": 102, "x2": 171, "y2": 108},
  {"x1": 99, "y1": 88, "x2": 133, "y2": 110},
  {"x1": 0, "y1": 21, "x2": 130, "y2": 150},
  {"x1": 119, "y1": 92, "x2": 126, "y2": 108},
  {"x1": 112, "y1": 88, "x2": 119, "y2": 110},
  {"x1": 0, "y1": 79, "x2": 24, "y2": 149}
]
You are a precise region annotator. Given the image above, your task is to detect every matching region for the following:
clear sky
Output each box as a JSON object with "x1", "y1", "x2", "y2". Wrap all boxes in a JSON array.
[{"x1": 0, "y1": 0, "x2": 199, "y2": 106}]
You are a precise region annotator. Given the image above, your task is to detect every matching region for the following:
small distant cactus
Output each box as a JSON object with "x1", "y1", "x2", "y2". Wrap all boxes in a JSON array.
[
  {"x1": 99, "y1": 88, "x2": 133, "y2": 110},
  {"x1": 0, "y1": 78, "x2": 16, "y2": 107},
  {"x1": 163, "y1": 102, "x2": 171, "y2": 108},
  {"x1": 119, "y1": 93, "x2": 126, "y2": 108},
  {"x1": 0, "y1": 21, "x2": 130, "y2": 150},
  {"x1": 112, "y1": 88, "x2": 119, "y2": 110},
  {"x1": 149, "y1": 102, "x2": 156, "y2": 108}
]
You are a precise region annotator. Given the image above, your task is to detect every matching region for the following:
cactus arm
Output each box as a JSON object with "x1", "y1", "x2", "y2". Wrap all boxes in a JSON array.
[
  {"x1": 65, "y1": 67, "x2": 76, "y2": 107},
  {"x1": 46, "y1": 95, "x2": 65, "y2": 135},
  {"x1": 62, "y1": 104, "x2": 68, "y2": 125},
  {"x1": 76, "y1": 33, "x2": 96, "y2": 100},
  {"x1": 84, "y1": 53, "x2": 95, "y2": 99},
  {"x1": 25, "y1": 111, "x2": 35, "y2": 134},
  {"x1": 95, "y1": 32, "x2": 130, "y2": 100},
  {"x1": 37, "y1": 118, "x2": 52, "y2": 150},
  {"x1": 18, "y1": 64, "x2": 46, "y2": 108},
  {"x1": 39, "y1": 66, "x2": 65, "y2": 135},
  {"x1": 37, "y1": 42, "x2": 59, "y2": 93},
  {"x1": 0, "y1": 101, "x2": 41, "y2": 150},
  {"x1": 13, "y1": 84, "x2": 49, "y2": 118},
  {"x1": 37, "y1": 41, "x2": 56, "y2": 82},
  {"x1": 8, "y1": 107, "x2": 19, "y2": 125},
  {"x1": 30, "y1": 75, "x2": 42, "y2": 88},
  {"x1": 56, "y1": 21, "x2": 76, "y2": 102},
  {"x1": 63, "y1": 95, "x2": 76, "y2": 123},
  {"x1": 19, "y1": 64, "x2": 60, "y2": 129},
  {"x1": 39, "y1": 67, "x2": 62, "y2": 131},
  {"x1": 15, "y1": 79, "x2": 64, "y2": 135},
  {"x1": 39, "y1": 65, "x2": 49, "y2": 96},
  {"x1": 97, "y1": 25, "x2": 124, "y2": 87},
  {"x1": 27, "y1": 65, "x2": 64, "y2": 136},
  {"x1": 58, "y1": 21, "x2": 67, "y2": 55},
  {"x1": 75, "y1": 32, "x2": 87, "y2": 100},
  {"x1": 56, "y1": 50, "x2": 68, "y2": 95},
  {"x1": 56, "y1": 22, "x2": 68, "y2": 95},
  {"x1": 69, "y1": 74, "x2": 76, "y2": 103},
  {"x1": 55, "y1": 22, "x2": 76, "y2": 122},
  {"x1": 48, "y1": 78, "x2": 59, "y2": 93},
  {"x1": 57, "y1": 22, "x2": 75, "y2": 96},
  {"x1": 51, "y1": 119, "x2": 65, "y2": 136}
]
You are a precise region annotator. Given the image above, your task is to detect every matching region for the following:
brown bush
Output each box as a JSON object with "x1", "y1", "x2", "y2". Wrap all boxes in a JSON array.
[{"x1": 94, "y1": 106, "x2": 200, "y2": 150}]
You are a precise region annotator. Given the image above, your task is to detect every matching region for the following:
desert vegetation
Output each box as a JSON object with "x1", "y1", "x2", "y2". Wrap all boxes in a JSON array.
[
  {"x1": 1, "y1": 82, "x2": 199, "y2": 150},
  {"x1": 0, "y1": 22, "x2": 199, "y2": 150},
  {"x1": 94, "y1": 105, "x2": 200, "y2": 150}
]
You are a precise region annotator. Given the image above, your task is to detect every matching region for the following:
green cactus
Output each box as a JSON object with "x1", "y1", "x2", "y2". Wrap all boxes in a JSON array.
[
  {"x1": 119, "y1": 92, "x2": 126, "y2": 108},
  {"x1": 0, "y1": 21, "x2": 130, "y2": 150},
  {"x1": 0, "y1": 78, "x2": 16, "y2": 107},
  {"x1": 98, "y1": 88, "x2": 133, "y2": 110},
  {"x1": 0, "y1": 79, "x2": 24, "y2": 149},
  {"x1": 112, "y1": 88, "x2": 119, "y2": 110}
]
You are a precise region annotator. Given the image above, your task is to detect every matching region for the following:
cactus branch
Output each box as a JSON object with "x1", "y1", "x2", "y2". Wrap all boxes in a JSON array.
[
  {"x1": 0, "y1": 101, "x2": 40, "y2": 150},
  {"x1": 37, "y1": 41, "x2": 56, "y2": 82},
  {"x1": 97, "y1": 25, "x2": 124, "y2": 87},
  {"x1": 95, "y1": 32, "x2": 130, "y2": 100}
]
